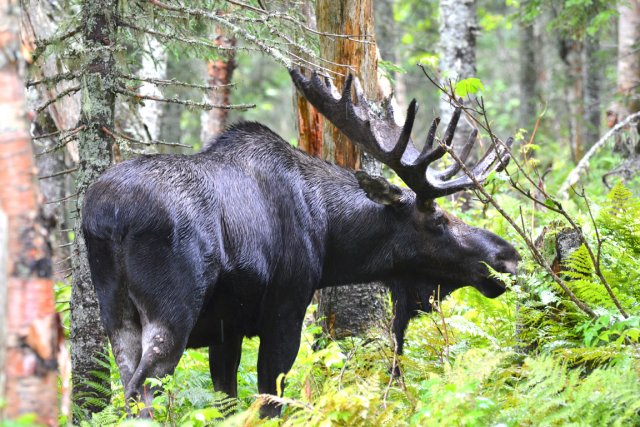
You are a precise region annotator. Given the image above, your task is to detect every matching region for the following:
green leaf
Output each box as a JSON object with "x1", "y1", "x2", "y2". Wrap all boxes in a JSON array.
[{"x1": 454, "y1": 78, "x2": 485, "y2": 97}]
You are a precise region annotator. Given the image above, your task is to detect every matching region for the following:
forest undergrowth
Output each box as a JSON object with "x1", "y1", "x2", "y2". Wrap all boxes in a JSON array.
[{"x1": 57, "y1": 124, "x2": 640, "y2": 427}]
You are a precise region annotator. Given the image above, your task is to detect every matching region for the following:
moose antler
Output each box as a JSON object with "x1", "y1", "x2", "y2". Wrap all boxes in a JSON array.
[{"x1": 290, "y1": 69, "x2": 513, "y2": 202}]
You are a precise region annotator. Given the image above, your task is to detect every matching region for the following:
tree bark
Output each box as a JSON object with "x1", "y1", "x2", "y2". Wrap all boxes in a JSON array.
[
  {"x1": 70, "y1": 0, "x2": 118, "y2": 418},
  {"x1": 0, "y1": 208, "x2": 6, "y2": 411},
  {"x1": 519, "y1": 13, "x2": 537, "y2": 131},
  {"x1": 22, "y1": 0, "x2": 75, "y2": 279},
  {"x1": 617, "y1": 0, "x2": 640, "y2": 114},
  {"x1": 583, "y1": 34, "x2": 602, "y2": 150},
  {"x1": 438, "y1": 0, "x2": 477, "y2": 156},
  {"x1": 201, "y1": 17, "x2": 237, "y2": 147},
  {"x1": 294, "y1": 2, "x2": 324, "y2": 157},
  {"x1": 315, "y1": 0, "x2": 388, "y2": 339},
  {"x1": 0, "y1": 1, "x2": 58, "y2": 423},
  {"x1": 565, "y1": 39, "x2": 585, "y2": 162},
  {"x1": 139, "y1": 35, "x2": 168, "y2": 143}
]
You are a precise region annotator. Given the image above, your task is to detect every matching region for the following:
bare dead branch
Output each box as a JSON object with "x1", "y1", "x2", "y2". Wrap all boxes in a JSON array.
[
  {"x1": 35, "y1": 126, "x2": 84, "y2": 156},
  {"x1": 35, "y1": 85, "x2": 80, "y2": 114},
  {"x1": 44, "y1": 192, "x2": 79, "y2": 205},
  {"x1": 27, "y1": 71, "x2": 81, "y2": 88},
  {"x1": 32, "y1": 126, "x2": 83, "y2": 140},
  {"x1": 38, "y1": 167, "x2": 79, "y2": 180},
  {"x1": 101, "y1": 126, "x2": 191, "y2": 149},
  {"x1": 559, "y1": 111, "x2": 640, "y2": 197}
]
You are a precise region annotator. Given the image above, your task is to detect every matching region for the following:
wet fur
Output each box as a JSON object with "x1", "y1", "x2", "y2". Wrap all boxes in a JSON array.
[{"x1": 83, "y1": 121, "x2": 518, "y2": 417}]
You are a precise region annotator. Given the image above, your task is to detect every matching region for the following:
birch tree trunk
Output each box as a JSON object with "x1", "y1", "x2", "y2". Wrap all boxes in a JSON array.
[
  {"x1": 0, "y1": 1, "x2": 58, "y2": 423},
  {"x1": 439, "y1": 0, "x2": 477, "y2": 155},
  {"x1": 315, "y1": 0, "x2": 388, "y2": 339},
  {"x1": 617, "y1": 0, "x2": 640, "y2": 115},
  {"x1": 70, "y1": 0, "x2": 118, "y2": 418},
  {"x1": 605, "y1": 1, "x2": 640, "y2": 174},
  {"x1": 139, "y1": 35, "x2": 168, "y2": 143}
]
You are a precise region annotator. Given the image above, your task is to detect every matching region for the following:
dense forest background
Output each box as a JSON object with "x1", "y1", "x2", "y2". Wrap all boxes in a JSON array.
[{"x1": 1, "y1": 0, "x2": 640, "y2": 426}]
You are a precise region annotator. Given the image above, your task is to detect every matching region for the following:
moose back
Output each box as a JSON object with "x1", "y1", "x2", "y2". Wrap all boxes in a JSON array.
[{"x1": 82, "y1": 70, "x2": 520, "y2": 417}]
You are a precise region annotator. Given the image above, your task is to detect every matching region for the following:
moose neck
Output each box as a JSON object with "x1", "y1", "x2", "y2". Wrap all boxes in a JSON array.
[{"x1": 319, "y1": 182, "x2": 417, "y2": 288}]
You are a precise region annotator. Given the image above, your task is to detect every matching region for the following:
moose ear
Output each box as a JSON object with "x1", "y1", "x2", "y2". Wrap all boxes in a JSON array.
[{"x1": 355, "y1": 171, "x2": 404, "y2": 206}]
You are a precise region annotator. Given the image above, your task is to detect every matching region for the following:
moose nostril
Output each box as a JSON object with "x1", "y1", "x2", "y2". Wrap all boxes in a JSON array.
[
  {"x1": 495, "y1": 247, "x2": 521, "y2": 263},
  {"x1": 501, "y1": 260, "x2": 518, "y2": 275},
  {"x1": 492, "y1": 249, "x2": 520, "y2": 275}
]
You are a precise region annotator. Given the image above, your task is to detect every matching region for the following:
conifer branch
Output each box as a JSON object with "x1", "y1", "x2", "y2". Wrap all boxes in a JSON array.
[
  {"x1": 224, "y1": 0, "x2": 372, "y2": 41},
  {"x1": 147, "y1": 0, "x2": 293, "y2": 67},
  {"x1": 32, "y1": 25, "x2": 82, "y2": 61},
  {"x1": 114, "y1": 87, "x2": 255, "y2": 111},
  {"x1": 121, "y1": 20, "x2": 239, "y2": 52},
  {"x1": 116, "y1": 72, "x2": 234, "y2": 91}
]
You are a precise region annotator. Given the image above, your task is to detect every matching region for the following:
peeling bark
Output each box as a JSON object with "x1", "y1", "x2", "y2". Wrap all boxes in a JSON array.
[
  {"x1": 294, "y1": 4, "x2": 324, "y2": 158},
  {"x1": 0, "y1": 209, "x2": 6, "y2": 409},
  {"x1": 201, "y1": 17, "x2": 237, "y2": 147},
  {"x1": 296, "y1": 90, "x2": 324, "y2": 157},
  {"x1": 0, "y1": 1, "x2": 58, "y2": 423},
  {"x1": 315, "y1": 0, "x2": 387, "y2": 339}
]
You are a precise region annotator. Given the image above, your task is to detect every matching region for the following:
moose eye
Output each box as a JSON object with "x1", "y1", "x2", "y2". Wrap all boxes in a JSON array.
[{"x1": 428, "y1": 213, "x2": 448, "y2": 232}]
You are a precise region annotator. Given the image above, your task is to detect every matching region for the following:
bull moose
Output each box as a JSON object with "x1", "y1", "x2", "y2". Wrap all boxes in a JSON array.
[{"x1": 82, "y1": 69, "x2": 520, "y2": 417}]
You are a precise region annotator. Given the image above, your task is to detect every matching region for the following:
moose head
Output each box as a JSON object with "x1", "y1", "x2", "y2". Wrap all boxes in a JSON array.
[{"x1": 290, "y1": 69, "x2": 520, "y2": 299}]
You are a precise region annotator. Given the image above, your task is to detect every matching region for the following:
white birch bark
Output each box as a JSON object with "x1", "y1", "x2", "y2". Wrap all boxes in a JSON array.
[
  {"x1": 617, "y1": 0, "x2": 640, "y2": 113},
  {"x1": 438, "y1": 0, "x2": 477, "y2": 156},
  {"x1": 139, "y1": 35, "x2": 167, "y2": 143}
]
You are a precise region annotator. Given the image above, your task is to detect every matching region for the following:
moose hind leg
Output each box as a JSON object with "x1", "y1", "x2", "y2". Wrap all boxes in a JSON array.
[
  {"x1": 85, "y1": 235, "x2": 143, "y2": 393},
  {"x1": 124, "y1": 322, "x2": 188, "y2": 416},
  {"x1": 121, "y1": 236, "x2": 201, "y2": 416},
  {"x1": 110, "y1": 308, "x2": 143, "y2": 391}
]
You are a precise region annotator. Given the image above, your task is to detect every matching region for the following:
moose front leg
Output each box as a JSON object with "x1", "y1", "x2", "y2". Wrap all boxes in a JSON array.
[
  {"x1": 209, "y1": 333, "x2": 244, "y2": 398},
  {"x1": 256, "y1": 313, "x2": 305, "y2": 418}
]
